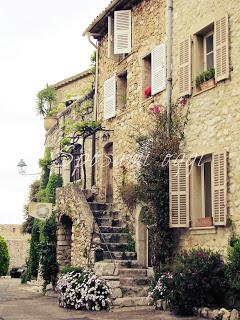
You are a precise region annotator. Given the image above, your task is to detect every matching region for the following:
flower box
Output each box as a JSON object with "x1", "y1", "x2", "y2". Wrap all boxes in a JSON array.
[
  {"x1": 196, "y1": 217, "x2": 213, "y2": 227},
  {"x1": 200, "y1": 78, "x2": 215, "y2": 91}
]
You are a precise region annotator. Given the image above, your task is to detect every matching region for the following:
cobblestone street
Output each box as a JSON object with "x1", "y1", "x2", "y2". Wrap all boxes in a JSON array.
[{"x1": 0, "y1": 278, "x2": 198, "y2": 320}]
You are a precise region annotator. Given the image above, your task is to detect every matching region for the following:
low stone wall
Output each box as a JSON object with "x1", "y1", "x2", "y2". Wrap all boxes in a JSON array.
[{"x1": 56, "y1": 184, "x2": 100, "y2": 268}]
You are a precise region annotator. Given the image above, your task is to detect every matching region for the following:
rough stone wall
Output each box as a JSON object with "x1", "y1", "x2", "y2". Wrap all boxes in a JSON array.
[
  {"x1": 95, "y1": 0, "x2": 166, "y2": 234},
  {"x1": 171, "y1": 0, "x2": 240, "y2": 257},
  {"x1": 56, "y1": 185, "x2": 99, "y2": 268},
  {"x1": 45, "y1": 72, "x2": 94, "y2": 189},
  {"x1": 0, "y1": 225, "x2": 30, "y2": 270}
]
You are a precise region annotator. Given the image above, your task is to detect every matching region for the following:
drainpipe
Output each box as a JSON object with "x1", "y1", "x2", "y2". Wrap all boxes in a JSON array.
[
  {"x1": 86, "y1": 32, "x2": 99, "y2": 187},
  {"x1": 166, "y1": 0, "x2": 173, "y2": 136}
]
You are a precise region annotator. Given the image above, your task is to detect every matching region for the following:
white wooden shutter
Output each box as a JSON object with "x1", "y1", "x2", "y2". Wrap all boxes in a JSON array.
[
  {"x1": 108, "y1": 16, "x2": 114, "y2": 59},
  {"x1": 114, "y1": 10, "x2": 132, "y2": 54},
  {"x1": 214, "y1": 16, "x2": 229, "y2": 82},
  {"x1": 169, "y1": 160, "x2": 189, "y2": 228},
  {"x1": 104, "y1": 76, "x2": 116, "y2": 120},
  {"x1": 212, "y1": 152, "x2": 227, "y2": 226},
  {"x1": 179, "y1": 38, "x2": 192, "y2": 97},
  {"x1": 151, "y1": 43, "x2": 166, "y2": 95}
]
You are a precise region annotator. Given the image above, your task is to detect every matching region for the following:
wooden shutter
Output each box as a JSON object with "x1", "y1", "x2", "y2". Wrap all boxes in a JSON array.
[
  {"x1": 108, "y1": 16, "x2": 114, "y2": 59},
  {"x1": 169, "y1": 160, "x2": 189, "y2": 228},
  {"x1": 104, "y1": 76, "x2": 116, "y2": 120},
  {"x1": 214, "y1": 16, "x2": 229, "y2": 82},
  {"x1": 179, "y1": 38, "x2": 192, "y2": 97},
  {"x1": 114, "y1": 10, "x2": 132, "y2": 54},
  {"x1": 212, "y1": 152, "x2": 227, "y2": 226},
  {"x1": 151, "y1": 43, "x2": 166, "y2": 95}
]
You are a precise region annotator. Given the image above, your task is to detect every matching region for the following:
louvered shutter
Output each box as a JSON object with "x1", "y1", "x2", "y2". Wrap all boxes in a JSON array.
[
  {"x1": 214, "y1": 16, "x2": 229, "y2": 82},
  {"x1": 212, "y1": 152, "x2": 227, "y2": 226},
  {"x1": 169, "y1": 160, "x2": 189, "y2": 228},
  {"x1": 114, "y1": 10, "x2": 132, "y2": 54},
  {"x1": 104, "y1": 76, "x2": 116, "y2": 120},
  {"x1": 151, "y1": 43, "x2": 166, "y2": 95},
  {"x1": 108, "y1": 16, "x2": 114, "y2": 59},
  {"x1": 179, "y1": 38, "x2": 192, "y2": 97}
]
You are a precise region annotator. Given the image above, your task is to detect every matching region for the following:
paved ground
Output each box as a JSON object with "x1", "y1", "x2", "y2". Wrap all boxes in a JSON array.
[{"x1": 0, "y1": 278, "x2": 197, "y2": 320}]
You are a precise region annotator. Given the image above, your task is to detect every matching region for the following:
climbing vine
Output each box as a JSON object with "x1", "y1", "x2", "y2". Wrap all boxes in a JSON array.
[{"x1": 136, "y1": 99, "x2": 189, "y2": 273}]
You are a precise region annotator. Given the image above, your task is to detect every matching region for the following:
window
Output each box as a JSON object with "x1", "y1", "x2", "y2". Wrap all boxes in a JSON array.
[
  {"x1": 169, "y1": 152, "x2": 227, "y2": 228},
  {"x1": 204, "y1": 32, "x2": 214, "y2": 71},
  {"x1": 117, "y1": 71, "x2": 127, "y2": 109},
  {"x1": 70, "y1": 144, "x2": 82, "y2": 183},
  {"x1": 143, "y1": 53, "x2": 151, "y2": 98}
]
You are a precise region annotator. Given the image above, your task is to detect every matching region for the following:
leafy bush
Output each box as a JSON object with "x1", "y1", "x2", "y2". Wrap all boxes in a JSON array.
[
  {"x1": 0, "y1": 236, "x2": 9, "y2": 276},
  {"x1": 60, "y1": 266, "x2": 82, "y2": 275},
  {"x1": 226, "y1": 238, "x2": 240, "y2": 307},
  {"x1": 36, "y1": 84, "x2": 56, "y2": 117},
  {"x1": 119, "y1": 182, "x2": 137, "y2": 211},
  {"x1": 150, "y1": 248, "x2": 226, "y2": 315},
  {"x1": 196, "y1": 68, "x2": 215, "y2": 87},
  {"x1": 56, "y1": 269, "x2": 112, "y2": 311},
  {"x1": 26, "y1": 220, "x2": 41, "y2": 279}
]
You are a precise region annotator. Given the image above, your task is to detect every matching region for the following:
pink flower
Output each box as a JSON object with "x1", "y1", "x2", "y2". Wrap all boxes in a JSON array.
[
  {"x1": 179, "y1": 96, "x2": 188, "y2": 106},
  {"x1": 150, "y1": 105, "x2": 161, "y2": 114},
  {"x1": 144, "y1": 86, "x2": 151, "y2": 97}
]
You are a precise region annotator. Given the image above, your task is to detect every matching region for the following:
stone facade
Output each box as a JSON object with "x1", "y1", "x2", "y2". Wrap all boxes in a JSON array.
[
  {"x1": 0, "y1": 225, "x2": 30, "y2": 270},
  {"x1": 171, "y1": 0, "x2": 240, "y2": 257}
]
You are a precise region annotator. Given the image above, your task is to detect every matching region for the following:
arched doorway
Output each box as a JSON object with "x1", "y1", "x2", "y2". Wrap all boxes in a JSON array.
[
  {"x1": 104, "y1": 143, "x2": 113, "y2": 203},
  {"x1": 57, "y1": 215, "x2": 73, "y2": 266}
]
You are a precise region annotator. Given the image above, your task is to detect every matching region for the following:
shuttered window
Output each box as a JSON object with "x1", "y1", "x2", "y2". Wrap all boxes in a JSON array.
[
  {"x1": 114, "y1": 10, "x2": 132, "y2": 55},
  {"x1": 179, "y1": 38, "x2": 192, "y2": 97},
  {"x1": 169, "y1": 160, "x2": 190, "y2": 228},
  {"x1": 214, "y1": 16, "x2": 229, "y2": 82},
  {"x1": 104, "y1": 76, "x2": 116, "y2": 120},
  {"x1": 212, "y1": 152, "x2": 227, "y2": 226},
  {"x1": 151, "y1": 43, "x2": 166, "y2": 95}
]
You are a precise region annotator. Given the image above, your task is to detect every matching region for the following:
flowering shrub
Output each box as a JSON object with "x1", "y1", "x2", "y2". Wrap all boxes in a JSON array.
[
  {"x1": 56, "y1": 269, "x2": 112, "y2": 311},
  {"x1": 150, "y1": 249, "x2": 226, "y2": 315},
  {"x1": 150, "y1": 105, "x2": 161, "y2": 114},
  {"x1": 144, "y1": 86, "x2": 151, "y2": 97}
]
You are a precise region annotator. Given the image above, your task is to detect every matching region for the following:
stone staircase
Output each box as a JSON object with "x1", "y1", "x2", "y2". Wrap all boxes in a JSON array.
[{"x1": 88, "y1": 202, "x2": 150, "y2": 308}]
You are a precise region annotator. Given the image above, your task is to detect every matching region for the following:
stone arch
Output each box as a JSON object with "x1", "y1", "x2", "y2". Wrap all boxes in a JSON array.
[
  {"x1": 57, "y1": 214, "x2": 73, "y2": 267},
  {"x1": 135, "y1": 206, "x2": 148, "y2": 267}
]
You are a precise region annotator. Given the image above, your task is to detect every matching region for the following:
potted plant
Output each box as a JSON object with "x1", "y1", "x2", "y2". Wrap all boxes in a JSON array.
[
  {"x1": 144, "y1": 86, "x2": 152, "y2": 98},
  {"x1": 196, "y1": 68, "x2": 215, "y2": 91},
  {"x1": 36, "y1": 84, "x2": 58, "y2": 131}
]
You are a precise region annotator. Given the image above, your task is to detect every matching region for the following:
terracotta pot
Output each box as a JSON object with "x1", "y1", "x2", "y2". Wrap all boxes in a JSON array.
[
  {"x1": 200, "y1": 78, "x2": 215, "y2": 91},
  {"x1": 44, "y1": 116, "x2": 58, "y2": 131},
  {"x1": 196, "y1": 217, "x2": 213, "y2": 227}
]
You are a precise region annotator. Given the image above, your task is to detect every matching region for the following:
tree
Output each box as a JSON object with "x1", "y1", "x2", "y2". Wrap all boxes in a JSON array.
[{"x1": 0, "y1": 236, "x2": 9, "y2": 276}]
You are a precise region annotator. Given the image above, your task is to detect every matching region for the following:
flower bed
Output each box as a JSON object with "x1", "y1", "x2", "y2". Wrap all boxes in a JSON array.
[{"x1": 56, "y1": 269, "x2": 112, "y2": 311}]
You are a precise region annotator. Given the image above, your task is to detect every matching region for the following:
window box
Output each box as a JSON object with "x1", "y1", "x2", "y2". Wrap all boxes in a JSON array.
[
  {"x1": 196, "y1": 217, "x2": 213, "y2": 228},
  {"x1": 200, "y1": 78, "x2": 215, "y2": 91}
]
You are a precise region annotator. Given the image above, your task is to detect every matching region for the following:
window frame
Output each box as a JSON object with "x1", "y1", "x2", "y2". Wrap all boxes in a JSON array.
[
  {"x1": 203, "y1": 30, "x2": 214, "y2": 71},
  {"x1": 200, "y1": 157, "x2": 213, "y2": 218}
]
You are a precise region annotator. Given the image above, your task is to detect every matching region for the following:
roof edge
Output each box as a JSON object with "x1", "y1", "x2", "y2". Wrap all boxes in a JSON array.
[{"x1": 53, "y1": 69, "x2": 93, "y2": 89}]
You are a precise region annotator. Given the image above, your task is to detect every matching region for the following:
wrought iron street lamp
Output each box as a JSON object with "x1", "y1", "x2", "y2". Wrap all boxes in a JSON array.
[{"x1": 17, "y1": 159, "x2": 40, "y2": 176}]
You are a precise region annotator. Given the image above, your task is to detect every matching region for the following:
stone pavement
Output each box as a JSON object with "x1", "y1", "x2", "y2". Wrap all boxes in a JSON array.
[{"x1": 0, "y1": 278, "x2": 199, "y2": 320}]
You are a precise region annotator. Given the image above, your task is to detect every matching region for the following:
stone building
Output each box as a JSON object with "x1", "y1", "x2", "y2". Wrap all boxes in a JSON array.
[{"x1": 0, "y1": 225, "x2": 30, "y2": 271}]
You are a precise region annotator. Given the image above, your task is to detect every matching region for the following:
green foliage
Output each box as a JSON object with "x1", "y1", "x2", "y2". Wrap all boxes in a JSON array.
[
  {"x1": 0, "y1": 236, "x2": 9, "y2": 276},
  {"x1": 60, "y1": 265, "x2": 82, "y2": 275},
  {"x1": 136, "y1": 101, "x2": 188, "y2": 273},
  {"x1": 36, "y1": 84, "x2": 56, "y2": 117},
  {"x1": 40, "y1": 215, "x2": 59, "y2": 289},
  {"x1": 38, "y1": 148, "x2": 51, "y2": 190},
  {"x1": 196, "y1": 68, "x2": 215, "y2": 87},
  {"x1": 119, "y1": 182, "x2": 137, "y2": 211},
  {"x1": 27, "y1": 220, "x2": 41, "y2": 279},
  {"x1": 90, "y1": 51, "x2": 96, "y2": 73},
  {"x1": 125, "y1": 233, "x2": 135, "y2": 252},
  {"x1": 162, "y1": 249, "x2": 226, "y2": 315},
  {"x1": 226, "y1": 238, "x2": 240, "y2": 306},
  {"x1": 43, "y1": 173, "x2": 63, "y2": 204}
]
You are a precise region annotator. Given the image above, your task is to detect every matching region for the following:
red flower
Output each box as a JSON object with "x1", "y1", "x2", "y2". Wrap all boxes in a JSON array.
[
  {"x1": 144, "y1": 86, "x2": 151, "y2": 97},
  {"x1": 150, "y1": 105, "x2": 161, "y2": 114},
  {"x1": 179, "y1": 96, "x2": 188, "y2": 106}
]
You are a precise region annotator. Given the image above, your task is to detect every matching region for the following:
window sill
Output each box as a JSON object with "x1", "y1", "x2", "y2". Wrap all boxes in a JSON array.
[
  {"x1": 141, "y1": 96, "x2": 154, "y2": 106},
  {"x1": 189, "y1": 226, "x2": 216, "y2": 235}
]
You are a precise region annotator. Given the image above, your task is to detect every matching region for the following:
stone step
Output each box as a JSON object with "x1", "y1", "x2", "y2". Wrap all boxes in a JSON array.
[
  {"x1": 121, "y1": 286, "x2": 149, "y2": 297},
  {"x1": 113, "y1": 297, "x2": 149, "y2": 307},
  {"x1": 103, "y1": 251, "x2": 137, "y2": 261},
  {"x1": 96, "y1": 217, "x2": 121, "y2": 227},
  {"x1": 92, "y1": 210, "x2": 119, "y2": 219},
  {"x1": 102, "y1": 242, "x2": 129, "y2": 252},
  {"x1": 119, "y1": 268, "x2": 147, "y2": 278},
  {"x1": 89, "y1": 202, "x2": 111, "y2": 211},
  {"x1": 119, "y1": 277, "x2": 149, "y2": 286},
  {"x1": 103, "y1": 259, "x2": 142, "y2": 269},
  {"x1": 99, "y1": 226, "x2": 125, "y2": 233},
  {"x1": 101, "y1": 233, "x2": 129, "y2": 243}
]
